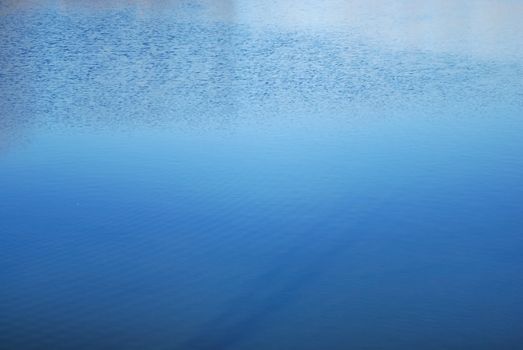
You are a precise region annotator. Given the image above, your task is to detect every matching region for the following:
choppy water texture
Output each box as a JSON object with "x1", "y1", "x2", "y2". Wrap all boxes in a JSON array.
[{"x1": 1, "y1": 1, "x2": 523, "y2": 349}]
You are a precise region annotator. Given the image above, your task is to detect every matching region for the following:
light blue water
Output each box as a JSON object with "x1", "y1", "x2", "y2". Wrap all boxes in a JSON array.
[{"x1": 1, "y1": 1, "x2": 523, "y2": 349}]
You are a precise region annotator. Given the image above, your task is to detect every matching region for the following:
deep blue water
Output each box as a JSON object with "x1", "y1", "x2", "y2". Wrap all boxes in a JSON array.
[{"x1": 1, "y1": 1, "x2": 523, "y2": 349}]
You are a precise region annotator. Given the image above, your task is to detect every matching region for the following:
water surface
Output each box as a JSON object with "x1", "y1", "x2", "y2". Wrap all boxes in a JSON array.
[{"x1": 1, "y1": 1, "x2": 523, "y2": 349}]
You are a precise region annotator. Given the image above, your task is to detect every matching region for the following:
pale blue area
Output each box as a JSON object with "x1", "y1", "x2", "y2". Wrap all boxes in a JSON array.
[{"x1": 1, "y1": 1, "x2": 523, "y2": 349}]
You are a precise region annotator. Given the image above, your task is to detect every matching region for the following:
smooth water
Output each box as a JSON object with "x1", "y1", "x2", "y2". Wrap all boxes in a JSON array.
[{"x1": 1, "y1": 1, "x2": 523, "y2": 349}]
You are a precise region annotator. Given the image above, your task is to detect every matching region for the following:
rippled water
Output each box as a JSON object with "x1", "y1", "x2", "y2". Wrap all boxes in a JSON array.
[{"x1": 1, "y1": 1, "x2": 523, "y2": 349}]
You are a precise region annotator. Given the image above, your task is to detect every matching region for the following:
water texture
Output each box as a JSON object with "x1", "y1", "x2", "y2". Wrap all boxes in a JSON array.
[{"x1": 1, "y1": 1, "x2": 523, "y2": 349}]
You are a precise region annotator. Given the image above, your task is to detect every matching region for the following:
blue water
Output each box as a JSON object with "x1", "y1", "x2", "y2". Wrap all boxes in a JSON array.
[{"x1": 1, "y1": 1, "x2": 523, "y2": 349}]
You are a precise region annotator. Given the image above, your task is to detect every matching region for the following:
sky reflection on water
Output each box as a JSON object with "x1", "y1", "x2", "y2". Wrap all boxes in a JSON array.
[{"x1": 1, "y1": 1, "x2": 523, "y2": 349}]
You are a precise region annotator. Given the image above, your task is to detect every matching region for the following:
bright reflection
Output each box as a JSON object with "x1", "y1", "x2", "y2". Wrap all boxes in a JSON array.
[{"x1": 3, "y1": 0, "x2": 523, "y2": 57}]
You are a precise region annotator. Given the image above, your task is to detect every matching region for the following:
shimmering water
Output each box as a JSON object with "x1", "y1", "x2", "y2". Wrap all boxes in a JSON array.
[{"x1": 1, "y1": 1, "x2": 523, "y2": 349}]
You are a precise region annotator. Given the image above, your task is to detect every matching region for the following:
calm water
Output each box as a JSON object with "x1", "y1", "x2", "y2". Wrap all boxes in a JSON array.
[{"x1": 1, "y1": 1, "x2": 523, "y2": 349}]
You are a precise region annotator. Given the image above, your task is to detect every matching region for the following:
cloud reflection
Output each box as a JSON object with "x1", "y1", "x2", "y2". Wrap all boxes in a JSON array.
[{"x1": 1, "y1": 0, "x2": 522, "y2": 149}]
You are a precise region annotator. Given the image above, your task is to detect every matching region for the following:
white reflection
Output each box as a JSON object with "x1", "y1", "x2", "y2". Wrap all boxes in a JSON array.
[
  {"x1": 222, "y1": 0, "x2": 523, "y2": 58},
  {"x1": 3, "y1": 0, "x2": 522, "y2": 58}
]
